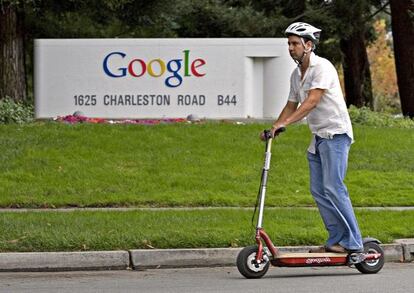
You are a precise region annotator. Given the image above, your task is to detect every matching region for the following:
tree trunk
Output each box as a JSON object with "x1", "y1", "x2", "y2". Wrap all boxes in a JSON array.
[
  {"x1": 340, "y1": 30, "x2": 373, "y2": 109},
  {"x1": 0, "y1": 3, "x2": 27, "y2": 102},
  {"x1": 389, "y1": 0, "x2": 414, "y2": 118}
]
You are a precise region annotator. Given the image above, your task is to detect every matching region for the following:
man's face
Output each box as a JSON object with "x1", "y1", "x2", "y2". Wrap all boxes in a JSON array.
[{"x1": 287, "y1": 35, "x2": 312, "y2": 61}]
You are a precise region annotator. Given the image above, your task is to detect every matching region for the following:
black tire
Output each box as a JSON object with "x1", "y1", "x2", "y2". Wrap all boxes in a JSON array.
[
  {"x1": 236, "y1": 245, "x2": 270, "y2": 279},
  {"x1": 355, "y1": 242, "x2": 385, "y2": 274}
]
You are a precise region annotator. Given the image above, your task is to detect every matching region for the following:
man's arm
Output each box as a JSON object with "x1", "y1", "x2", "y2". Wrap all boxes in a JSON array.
[
  {"x1": 273, "y1": 100, "x2": 298, "y2": 126},
  {"x1": 273, "y1": 88, "x2": 324, "y2": 131}
]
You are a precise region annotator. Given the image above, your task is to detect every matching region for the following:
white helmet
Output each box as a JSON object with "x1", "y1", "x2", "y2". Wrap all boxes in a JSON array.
[{"x1": 285, "y1": 22, "x2": 321, "y2": 44}]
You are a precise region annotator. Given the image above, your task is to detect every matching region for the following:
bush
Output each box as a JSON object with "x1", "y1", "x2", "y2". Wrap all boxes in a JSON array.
[
  {"x1": 0, "y1": 97, "x2": 34, "y2": 124},
  {"x1": 374, "y1": 94, "x2": 401, "y2": 114},
  {"x1": 348, "y1": 106, "x2": 414, "y2": 128}
]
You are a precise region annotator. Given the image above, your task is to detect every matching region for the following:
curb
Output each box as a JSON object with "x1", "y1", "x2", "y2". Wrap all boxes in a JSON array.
[
  {"x1": 0, "y1": 242, "x2": 412, "y2": 272},
  {"x1": 129, "y1": 243, "x2": 412, "y2": 269},
  {"x1": 130, "y1": 248, "x2": 241, "y2": 269},
  {"x1": 394, "y1": 239, "x2": 414, "y2": 262},
  {"x1": 0, "y1": 251, "x2": 129, "y2": 272}
]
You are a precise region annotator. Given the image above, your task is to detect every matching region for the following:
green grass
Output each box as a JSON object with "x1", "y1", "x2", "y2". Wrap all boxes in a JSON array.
[
  {"x1": 1, "y1": 209, "x2": 413, "y2": 252},
  {"x1": 0, "y1": 122, "x2": 413, "y2": 208}
]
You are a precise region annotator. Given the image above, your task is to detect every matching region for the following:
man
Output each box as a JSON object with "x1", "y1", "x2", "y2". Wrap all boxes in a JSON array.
[{"x1": 269, "y1": 22, "x2": 363, "y2": 253}]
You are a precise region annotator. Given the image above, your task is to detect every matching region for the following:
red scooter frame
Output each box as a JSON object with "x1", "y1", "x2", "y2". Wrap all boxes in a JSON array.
[{"x1": 236, "y1": 129, "x2": 385, "y2": 278}]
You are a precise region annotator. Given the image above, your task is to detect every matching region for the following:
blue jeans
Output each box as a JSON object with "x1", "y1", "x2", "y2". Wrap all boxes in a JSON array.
[{"x1": 307, "y1": 134, "x2": 363, "y2": 251}]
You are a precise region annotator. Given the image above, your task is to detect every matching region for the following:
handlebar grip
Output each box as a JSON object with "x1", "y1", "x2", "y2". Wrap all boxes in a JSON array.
[
  {"x1": 263, "y1": 127, "x2": 286, "y2": 140},
  {"x1": 274, "y1": 127, "x2": 286, "y2": 135}
]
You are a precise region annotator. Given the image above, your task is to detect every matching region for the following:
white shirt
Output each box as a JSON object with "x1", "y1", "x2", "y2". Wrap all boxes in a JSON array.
[{"x1": 288, "y1": 52, "x2": 354, "y2": 154}]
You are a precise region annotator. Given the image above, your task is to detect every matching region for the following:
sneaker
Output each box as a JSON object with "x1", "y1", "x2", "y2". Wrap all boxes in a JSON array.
[
  {"x1": 348, "y1": 248, "x2": 365, "y2": 253},
  {"x1": 308, "y1": 246, "x2": 327, "y2": 253},
  {"x1": 326, "y1": 244, "x2": 347, "y2": 253}
]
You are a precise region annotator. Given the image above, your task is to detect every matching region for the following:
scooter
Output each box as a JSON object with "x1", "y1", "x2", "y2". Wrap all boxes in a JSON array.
[{"x1": 236, "y1": 128, "x2": 385, "y2": 279}]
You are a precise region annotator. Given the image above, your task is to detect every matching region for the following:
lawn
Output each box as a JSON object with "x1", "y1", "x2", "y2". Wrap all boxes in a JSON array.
[
  {"x1": 0, "y1": 122, "x2": 413, "y2": 208},
  {"x1": 1, "y1": 209, "x2": 413, "y2": 252}
]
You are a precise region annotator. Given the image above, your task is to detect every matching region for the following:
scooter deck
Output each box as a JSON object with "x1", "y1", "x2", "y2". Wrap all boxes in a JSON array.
[
  {"x1": 271, "y1": 252, "x2": 348, "y2": 267},
  {"x1": 278, "y1": 252, "x2": 348, "y2": 258}
]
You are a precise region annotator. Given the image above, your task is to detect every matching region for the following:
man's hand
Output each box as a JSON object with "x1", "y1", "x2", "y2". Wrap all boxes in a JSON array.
[
  {"x1": 271, "y1": 124, "x2": 286, "y2": 137},
  {"x1": 260, "y1": 125, "x2": 285, "y2": 141}
]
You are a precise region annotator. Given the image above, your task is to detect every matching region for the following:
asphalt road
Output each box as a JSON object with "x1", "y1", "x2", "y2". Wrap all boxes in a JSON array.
[{"x1": 1, "y1": 263, "x2": 413, "y2": 293}]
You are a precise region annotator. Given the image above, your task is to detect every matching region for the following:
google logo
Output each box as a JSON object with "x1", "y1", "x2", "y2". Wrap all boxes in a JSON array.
[{"x1": 103, "y1": 50, "x2": 206, "y2": 88}]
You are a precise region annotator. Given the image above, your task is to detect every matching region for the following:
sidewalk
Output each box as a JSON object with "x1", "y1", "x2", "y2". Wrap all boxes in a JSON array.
[
  {"x1": 0, "y1": 240, "x2": 413, "y2": 272},
  {"x1": 1, "y1": 206, "x2": 414, "y2": 212}
]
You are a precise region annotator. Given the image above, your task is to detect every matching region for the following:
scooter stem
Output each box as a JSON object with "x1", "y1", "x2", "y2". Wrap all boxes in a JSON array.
[{"x1": 257, "y1": 137, "x2": 273, "y2": 228}]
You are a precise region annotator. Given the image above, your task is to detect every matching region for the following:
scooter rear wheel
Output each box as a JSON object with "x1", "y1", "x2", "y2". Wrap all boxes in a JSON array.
[
  {"x1": 355, "y1": 242, "x2": 385, "y2": 274},
  {"x1": 237, "y1": 245, "x2": 270, "y2": 279}
]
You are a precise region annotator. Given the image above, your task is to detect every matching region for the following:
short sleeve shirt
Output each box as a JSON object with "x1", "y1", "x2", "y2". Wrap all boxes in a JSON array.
[{"x1": 288, "y1": 52, "x2": 354, "y2": 154}]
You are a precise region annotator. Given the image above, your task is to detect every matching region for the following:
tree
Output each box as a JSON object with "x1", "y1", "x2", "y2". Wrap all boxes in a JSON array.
[
  {"x1": 389, "y1": 0, "x2": 414, "y2": 118},
  {"x1": 0, "y1": 1, "x2": 26, "y2": 101},
  {"x1": 171, "y1": 0, "x2": 285, "y2": 37},
  {"x1": 326, "y1": 0, "x2": 374, "y2": 109},
  {"x1": 0, "y1": 0, "x2": 393, "y2": 114},
  {"x1": 367, "y1": 19, "x2": 399, "y2": 113}
]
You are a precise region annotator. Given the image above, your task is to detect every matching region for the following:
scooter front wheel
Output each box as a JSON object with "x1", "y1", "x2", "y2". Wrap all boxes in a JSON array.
[
  {"x1": 355, "y1": 242, "x2": 385, "y2": 274},
  {"x1": 237, "y1": 245, "x2": 270, "y2": 279}
]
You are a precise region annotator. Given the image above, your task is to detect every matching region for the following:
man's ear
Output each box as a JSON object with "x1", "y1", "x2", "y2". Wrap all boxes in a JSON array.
[{"x1": 305, "y1": 40, "x2": 313, "y2": 51}]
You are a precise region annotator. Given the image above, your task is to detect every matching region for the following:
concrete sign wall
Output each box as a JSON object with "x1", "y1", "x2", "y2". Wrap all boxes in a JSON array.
[{"x1": 34, "y1": 39, "x2": 295, "y2": 119}]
